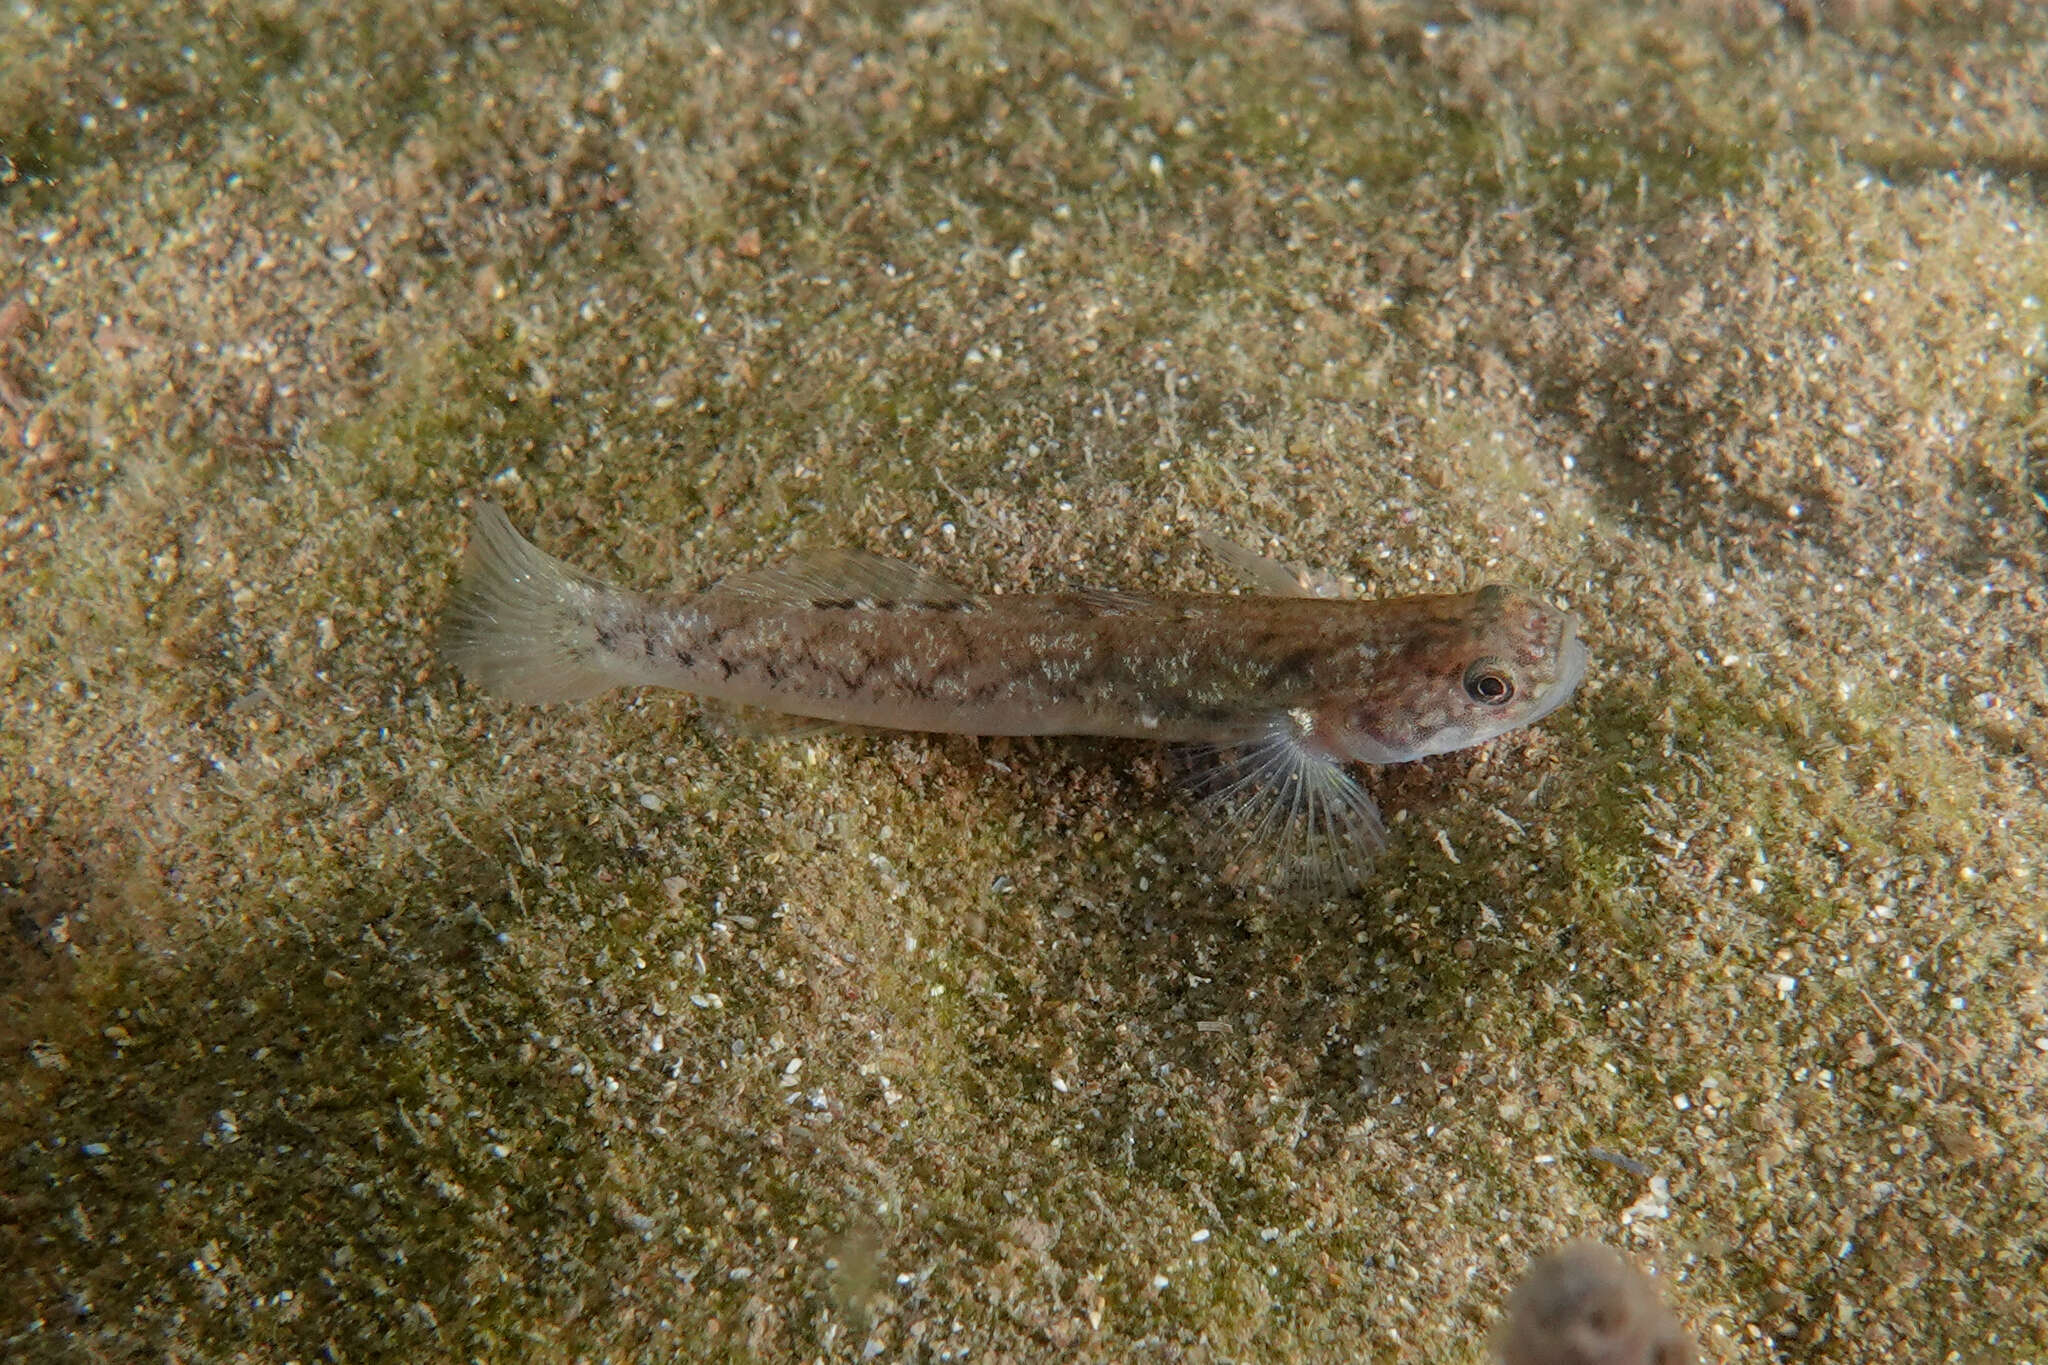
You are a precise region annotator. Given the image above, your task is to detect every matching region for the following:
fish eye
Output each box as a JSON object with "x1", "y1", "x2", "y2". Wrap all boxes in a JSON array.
[{"x1": 1463, "y1": 658, "x2": 1515, "y2": 706}]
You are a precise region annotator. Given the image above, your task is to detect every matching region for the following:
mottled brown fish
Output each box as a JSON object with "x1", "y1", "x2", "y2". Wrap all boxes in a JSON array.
[
  {"x1": 1496, "y1": 1242, "x2": 1698, "y2": 1365},
  {"x1": 442, "y1": 502, "x2": 1586, "y2": 884}
]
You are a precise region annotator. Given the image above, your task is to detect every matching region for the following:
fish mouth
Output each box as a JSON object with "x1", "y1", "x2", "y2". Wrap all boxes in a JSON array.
[{"x1": 1524, "y1": 623, "x2": 1587, "y2": 725}]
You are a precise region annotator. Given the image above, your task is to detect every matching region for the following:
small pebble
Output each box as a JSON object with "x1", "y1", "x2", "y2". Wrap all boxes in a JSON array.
[{"x1": 1495, "y1": 1241, "x2": 1696, "y2": 1365}]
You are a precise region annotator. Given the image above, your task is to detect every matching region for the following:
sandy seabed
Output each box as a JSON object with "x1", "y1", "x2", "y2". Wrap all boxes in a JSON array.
[{"x1": 4, "y1": 3, "x2": 2045, "y2": 1361}]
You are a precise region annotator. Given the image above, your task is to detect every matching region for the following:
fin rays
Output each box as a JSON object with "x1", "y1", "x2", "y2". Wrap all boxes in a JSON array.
[
  {"x1": 1187, "y1": 716, "x2": 1387, "y2": 890},
  {"x1": 1196, "y1": 530, "x2": 1355, "y2": 600},
  {"x1": 707, "y1": 550, "x2": 972, "y2": 611},
  {"x1": 442, "y1": 502, "x2": 624, "y2": 703}
]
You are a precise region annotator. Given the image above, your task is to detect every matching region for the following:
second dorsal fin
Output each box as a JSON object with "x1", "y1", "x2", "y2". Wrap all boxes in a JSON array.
[{"x1": 706, "y1": 550, "x2": 975, "y2": 610}]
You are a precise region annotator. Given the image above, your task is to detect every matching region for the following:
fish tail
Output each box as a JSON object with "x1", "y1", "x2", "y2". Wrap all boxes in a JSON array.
[{"x1": 441, "y1": 502, "x2": 634, "y2": 703}]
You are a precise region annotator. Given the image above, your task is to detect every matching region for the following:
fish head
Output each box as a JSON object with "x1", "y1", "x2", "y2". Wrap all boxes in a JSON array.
[{"x1": 1329, "y1": 584, "x2": 1587, "y2": 765}]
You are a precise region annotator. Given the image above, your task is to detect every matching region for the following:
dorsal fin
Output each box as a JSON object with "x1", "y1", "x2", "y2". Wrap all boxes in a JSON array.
[
  {"x1": 1068, "y1": 586, "x2": 1154, "y2": 614},
  {"x1": 1196, "y1": 530, "x2": 1352, "y2": 599},
  {"x1": 706, "y1": 550, "x2": 974, "y2": 610}
]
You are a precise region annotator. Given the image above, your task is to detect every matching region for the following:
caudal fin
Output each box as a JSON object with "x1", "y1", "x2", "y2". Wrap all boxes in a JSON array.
[{"x1": 441, "y1": 502, "x2": 628, "y2": 703}]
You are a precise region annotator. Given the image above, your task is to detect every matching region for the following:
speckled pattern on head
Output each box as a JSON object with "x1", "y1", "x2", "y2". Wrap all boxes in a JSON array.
[{"x1": 1336, "y1": 581, "x2": 1588, "y2": 765}]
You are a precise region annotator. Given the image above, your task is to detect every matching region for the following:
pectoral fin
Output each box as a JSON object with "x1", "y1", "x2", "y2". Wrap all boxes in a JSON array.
[{"x1": 1186, "y1": 714, "x2": 1387, "y2": 890}]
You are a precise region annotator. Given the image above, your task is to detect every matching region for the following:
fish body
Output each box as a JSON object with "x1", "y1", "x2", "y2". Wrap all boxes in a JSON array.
[{"x1": 443, "y1": 503, "x2": 1586, "y2": 883}]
